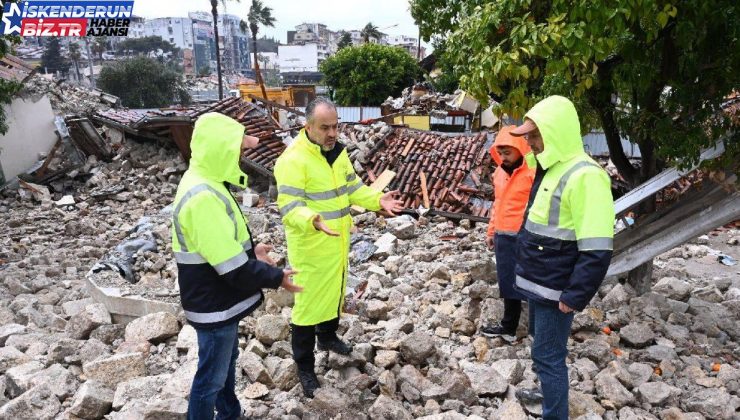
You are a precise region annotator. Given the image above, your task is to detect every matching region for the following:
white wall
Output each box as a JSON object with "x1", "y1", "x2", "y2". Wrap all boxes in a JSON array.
[
  {"x1": 278, "y1": 44, "x2": 318, "y2": 72},
  {"x1": 0, "y1": 95, "x2": 56, "y2": 182}
]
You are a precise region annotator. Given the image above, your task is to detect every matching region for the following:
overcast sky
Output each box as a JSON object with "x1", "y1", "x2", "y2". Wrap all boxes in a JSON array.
[{"x1": 133, "y1": 0, "x2": 429, "y2": 48}]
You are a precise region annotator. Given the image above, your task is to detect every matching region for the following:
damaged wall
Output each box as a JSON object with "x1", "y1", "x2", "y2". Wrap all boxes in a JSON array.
[{"x1": 0, "y1": 94, "x2": 56, "y2": 182}]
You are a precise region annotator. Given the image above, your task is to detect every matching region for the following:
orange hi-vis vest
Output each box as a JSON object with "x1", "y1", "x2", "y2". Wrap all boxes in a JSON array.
[{"x1": 487, "y1": 125, "x2": 535, "y2": 237}]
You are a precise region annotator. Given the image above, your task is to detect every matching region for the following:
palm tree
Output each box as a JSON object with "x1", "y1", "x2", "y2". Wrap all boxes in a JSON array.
[
  {"x1": 243, "y1": 0, "x2": 275, "y2": 100},
  {"x1": 210, "y1": 0, "x2": 227, "y2": 99},
  {"x1": 68, "y1": 42, "x2": 82, "y2": 83},
  {"x1": 361, "y1": 22, "x2": 382, "y2": 43},
  {"x1": 91, "y1": 37, "x2": 107, "y2": 64}
]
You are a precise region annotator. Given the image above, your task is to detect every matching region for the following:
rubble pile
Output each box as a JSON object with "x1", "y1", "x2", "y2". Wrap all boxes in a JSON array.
[
  {"x1": 21, "y1": 74, "x2": 119, "y2": 116},
  {"x1": 1, "y1": 132, "x2": 739, "y2": 419},
  {"x1": 383, "y1": 84, "x2": 464, "y2": 118},
  {"x1": 340, "y1": 123, "x2": 495, "y2": 219}
]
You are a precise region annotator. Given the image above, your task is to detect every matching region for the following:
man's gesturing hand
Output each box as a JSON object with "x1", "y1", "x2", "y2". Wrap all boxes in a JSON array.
[
  {"x1": 312, "y1": 215, "x2": 340, "y2": 236},
  {"x1": 379, "y1": 190, "x2": 404, "y2": 216},
  {"x1": 281, "y1": 269, "x2": 303, "y2": 293},
  {"x1": 255, "y1": 243, "x2": 276, "y2": 266}
]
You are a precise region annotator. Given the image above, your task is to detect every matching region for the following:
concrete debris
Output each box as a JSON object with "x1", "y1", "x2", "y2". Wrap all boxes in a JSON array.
[
  {"x1": 22, "y1": 74, "x2": 119, "y2": 116},
  {"x1": 0, "y1": 125, "x2": 738, "y2": 419}
]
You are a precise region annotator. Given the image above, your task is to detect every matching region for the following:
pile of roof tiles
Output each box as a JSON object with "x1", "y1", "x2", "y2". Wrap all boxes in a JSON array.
[
  {"x1": 342, "y1": 125, "x2": 495, "y2": 220},
  {"x1": 93, "y1": 97, "x2": 285, "y2": 174}
]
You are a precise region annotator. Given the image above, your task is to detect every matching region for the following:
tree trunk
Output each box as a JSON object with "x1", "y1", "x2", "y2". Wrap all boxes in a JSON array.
[
  {"x1": 73, "y1": 60, "x2": 80, "y2": 83},
  {"x1": 252, "y1": 35, "x2": 268, "y2": 100},
  {"x1": 211, "y1": 1, "x2": 223, "y2": 100}
]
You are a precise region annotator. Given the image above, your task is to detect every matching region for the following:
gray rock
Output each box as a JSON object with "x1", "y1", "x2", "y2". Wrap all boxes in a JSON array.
[
  {"x1": 265, "y1": 356, "x2": 298, "y2": 391},
  {"x1": 595, "y1": 370, "x2": 635, "y2": 408},
  {"x1": 493, "y1": 400, "x2": 527, "y2": 420},
  {"x1": 400, "y1": 331, "x2": 436, "y2": 365},
  {"x1": 255, "y1": 315, "x2": 289, "y2": 345},
  {"x1": 369, "y1": 394, "x2": 412, "y2": 419},
  {"x1": 141, "y1": 397, "x2": 188, "y2": 419},
  {"x1": 5, "y1": 360, "x2": 44, "y2": 398},
  {"x1": 620, "y1": 323, "x2": 656, "y2": 348},
  {"x1": 378, "y1": 370, "x2": 397, "y2": 396},
  {"x1": 29, "y1": 363, "x2": 79, "y2": 401},
  {"x1": 61, "y1": 298, "x2": 95, "y2": 317},
  {"x1": 65, "y1": 303, "x2": 111, "y2": 340},
  {"x1": 460, "y1": 361, "x2": 508, "y2": 397},
  {"x1": 89, "y1": 324, "x2": 125, "y2": 345},
  {"x1": 366, "y1": 299, "x2": 390, "y2": 320},
  {"x1": 238, "y1": 350, "x2": 273, "y2": 386},
  {"x1": 309, "y1": 387, "x2": 347, "y2": 417},
  {"x1": 683, "y1": 387, "x2": 738, "y2": 419},
  {"x1": 112, "y1": 374, "x2": 170, "y2": 410},
  {"x1": 328, "y1": 350, "x2": 366, "y2": 369},
  {"x1": 387, "y1": 216, "x2": 416, "y2": 240},
  {"x1": 174, "y1": 324, "x2": 197, "y2": 351},
  {"x1": 490, "y1": 359, "x2": 524, "y2": 384},
  {"x1": 124, "y1": 312, "x2": 179, "y2": 343},
  {"x1": 82, "y1": 352, "x2": 146, "y2": 389},
  {"x1": 374, "y1": 233, "x2": 398, "y2": 257},
  {"x1": 0, "y1": 346, "x2": 31, "y2": 373},
  {"x1": 637, "y1": 381, "x2": 679, "y2": 406},
  {"x1": 653, "y1": 277, "x2": 691, "y2": 301},
  {"x1": 577, "y1": 338, "x2": 612, "y2": 365},
  {"x1": 374, "y1": 350, "x2": 400, "y2": 369},
  {"x1": 0, "y1": 323, "x2": 26, "y2": 346},
  {"x1": 68, "y1": 380, "x2": 114, "y2": 420},
  {"x1": 642, "y1": 345, "x2": 678, "y2": 363},
  {"x1": 0, "y1": 383, "x2": 61, "y2": 419},
  {"x1": 602, "y1": 283, "x2": 631, "y2": 311},
  {"x1": 161, "y1": 359, "x2": 197, "y2": 399},
  {"x1": 451, "y1": 318, "x2": 476, "y2": 336},
  {"x1": 569, "y1": 391, "x2": 605, "y2": 417}
]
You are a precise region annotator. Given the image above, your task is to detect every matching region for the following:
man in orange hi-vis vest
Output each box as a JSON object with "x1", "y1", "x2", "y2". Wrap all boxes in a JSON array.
[{"x1": 481, "y1": 125, "x2": 535, "y2": 338}]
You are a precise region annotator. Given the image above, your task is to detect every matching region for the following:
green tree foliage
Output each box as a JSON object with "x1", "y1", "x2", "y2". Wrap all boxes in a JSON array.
[
  {"x1": 411, "y1": 0, "x2": 740, "y2": 185},
  {"x1": 40, "y1": 37, "x2": 69, "y2": 76},
  {"x1": 98, "y1": 57, "x2": 190, "y2": 108},
  {"x1": 425, "y1": 40, "x2": 459, "y2": 93},
  {"x1": 0, "y1": 35, "x2": 22, "y2": 135},
  {"x1": 360, "y1": 23, "x2": 382, "y2": 43},
  {"x1": 321, "y1": 43, "x2": 421, "y2": 106},
  {"x1": 336, "y1": 32, "x2": 353, "y2": 50}
]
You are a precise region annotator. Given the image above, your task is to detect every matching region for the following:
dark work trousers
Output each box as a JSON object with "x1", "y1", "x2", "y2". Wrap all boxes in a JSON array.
[
  {"x1": 291, "y1": 317, "x2": 340, "y2": 372},
  {"x1": 495, "y1": 233, "x2": 526, "y2": 332}
]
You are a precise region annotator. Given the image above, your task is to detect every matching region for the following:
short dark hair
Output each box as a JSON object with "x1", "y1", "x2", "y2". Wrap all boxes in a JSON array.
[{"x1": 305, "y1": 97, "x2": 336, "y2": 123}]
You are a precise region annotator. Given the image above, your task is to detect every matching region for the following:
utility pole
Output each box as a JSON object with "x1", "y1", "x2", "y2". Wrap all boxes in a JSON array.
[{"x1": 84, "y1": 38, "x2": 96, "y2": 89}]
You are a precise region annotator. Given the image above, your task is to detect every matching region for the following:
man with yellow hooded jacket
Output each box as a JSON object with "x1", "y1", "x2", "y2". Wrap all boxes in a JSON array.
[
  {"x1": 510, "y1": 96, "x2": 615, "y2": 419},
  {"x1": 274, "y1": 97, "x2": 404, "y2": 398},
  {"x1": 171, "y1": 112, "x2": 302, "y2": 419}
]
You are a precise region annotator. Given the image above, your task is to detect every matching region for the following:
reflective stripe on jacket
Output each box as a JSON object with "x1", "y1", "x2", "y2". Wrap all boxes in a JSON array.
[
  {"x1": 275, "y1": 129, "x2": 382, "y2": 326},
  {"x1": 514, "y1": 96, "x2": 615, "y2": 311},
  {"x1": 171, "y1": 112, "x2": 283, "y2": 328},
  {"x1": 487, "y1": 125, "x2": 535, "y2": 237}
]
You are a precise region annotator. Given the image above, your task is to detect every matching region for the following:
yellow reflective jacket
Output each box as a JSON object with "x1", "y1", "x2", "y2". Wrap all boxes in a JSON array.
[
  {"x1": 274, "y1": 129, "x2": 382, "y2": 326},
  {"x1": 515, "y1": 96, "x2": 615, "y2": 311},
  {"x1": 171, "y1": 112, "x2": 283, "y2": 329}
]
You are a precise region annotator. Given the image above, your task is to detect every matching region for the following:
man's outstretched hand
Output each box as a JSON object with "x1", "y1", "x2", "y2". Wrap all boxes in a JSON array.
[
  {"x1": 281, "y1": 269, "x2": 303, "y2": 293},
  {"x1": 379, "y1": 190, "x2": 404, "y2": 216},
  {"x1": 312, "y1": 215, "x2": 339, "y2": 236},
  {"x1": 255, "y1": 243, "x2": 276, "y2": 266}
]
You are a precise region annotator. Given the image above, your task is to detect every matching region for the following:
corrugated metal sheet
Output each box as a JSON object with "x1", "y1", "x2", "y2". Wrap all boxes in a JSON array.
[
  {"x1": 583, "y1": 132, "x2": 641, "y2": 158},
  {"x1": 296, "y1": 107, "x2": 382, "y2": 122}
]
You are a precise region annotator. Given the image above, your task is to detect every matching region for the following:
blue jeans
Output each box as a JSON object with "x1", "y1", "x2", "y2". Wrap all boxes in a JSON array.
[
  {"x1": 529, "y1": 299, "x2": 574, "y2": 420},
  {"x1": 188, "y1": 321, "x2": 241, "y2": 420}
]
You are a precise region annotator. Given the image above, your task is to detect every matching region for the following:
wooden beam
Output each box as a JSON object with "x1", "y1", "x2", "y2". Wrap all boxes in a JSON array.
[
  {"x1": 246, "y1": 93, "x2": 305, "y2": 116},
  {"x1": 420, "y1": 172, "x2": 430, "y2": 208},
  {"x1": 351, "y1": 169, "x2": 396, "y2": 213}
]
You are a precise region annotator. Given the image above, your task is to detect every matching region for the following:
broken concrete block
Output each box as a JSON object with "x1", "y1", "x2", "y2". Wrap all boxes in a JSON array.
[
  {"x1": 82, "y1": 352, "x2": 146, "y2": 389},
  {"x1": 0, "y1": 383, "x2": 61, "y2": 419},
  {"x1": 124, "y1": 312, "x2": 179, "y2": 343},
  {"x1": 65, "y1": 303, "x2": 112, "y2": 340},
  {"x1": 68, "y1": 380, "x2": 114, "y2": 419}
]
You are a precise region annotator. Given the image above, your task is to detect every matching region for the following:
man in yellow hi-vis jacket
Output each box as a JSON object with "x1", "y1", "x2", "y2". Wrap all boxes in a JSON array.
[
  {"x1": 171, "y1": 112, "x2": 302, "y2": 419},
  {"x1": 274, "y1": 97, "x2": 403, "y2": 397},
  {"x1": 510, "y1": 96, "x2": 614, "y2": 419}
]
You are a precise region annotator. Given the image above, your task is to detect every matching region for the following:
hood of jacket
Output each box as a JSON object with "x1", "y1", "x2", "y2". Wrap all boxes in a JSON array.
[
  {"x1": 188, "y1": 112, "x2": 248, "y2": 188},
  {"x1": 524, "y1": 95, "x2": 584, "y2": 170}
]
